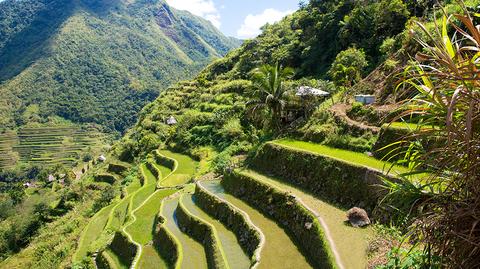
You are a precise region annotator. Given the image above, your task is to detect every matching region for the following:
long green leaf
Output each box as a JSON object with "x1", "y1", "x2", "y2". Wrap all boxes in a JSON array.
[{"x1": 442, "y1": 15, "x2": 455, "y2": 59}]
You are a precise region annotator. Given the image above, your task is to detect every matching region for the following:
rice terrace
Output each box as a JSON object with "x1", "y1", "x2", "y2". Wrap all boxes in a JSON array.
[{"x1": 0, "y1": 0, "x2": 478, "y2": 268}]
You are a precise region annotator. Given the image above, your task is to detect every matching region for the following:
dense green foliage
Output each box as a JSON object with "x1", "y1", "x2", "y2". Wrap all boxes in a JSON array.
[
  {"x1": 0, "y1": 0, "x2": 240, "y2": 133},
  {"x1": 116, "y1": 0, "x2": 441, "y2": 161}
]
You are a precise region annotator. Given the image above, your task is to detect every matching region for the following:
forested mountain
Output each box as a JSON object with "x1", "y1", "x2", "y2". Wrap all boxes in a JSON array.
[{"x1": 0, "y1": 0, "x2": 240, "y2": 133}]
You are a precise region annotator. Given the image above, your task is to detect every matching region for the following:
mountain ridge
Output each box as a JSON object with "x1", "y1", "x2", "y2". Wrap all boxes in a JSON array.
[{"x1": 0, "y1": 0, "x2": 241, "y2": 133}]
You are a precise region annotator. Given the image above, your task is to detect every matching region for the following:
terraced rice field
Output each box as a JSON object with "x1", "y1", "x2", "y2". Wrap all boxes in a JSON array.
[
  {"x1": 274, "y1": 139, "x2": 410, "y2": 175},
  {"x1": 200, "y1": 180, "x2": 313, "y2": 269},
  {"x1": 0, "y1": 126, "x2": 103, "y2": 169},
  {"x1": 73, "y1": 203, "x2": 116, "y2": 262},
  {"x1": 0, "y1": 131, "x2": 19, "y2": 169},
  {"x1": 82, "y1": 144, "x2": 382, "y2": 269},
  {"x1": 158, "y1": 150, "x2": 197, "y2": 187},
  {"x1": 161, "y1": 198, "x2": 209, "y2": 269},
  {"x1": 180, "y1": 194, "x2": 251, "y2": 269},
  {"x1": 238, "y1": 169, "x2": 372, "y2": 269}
]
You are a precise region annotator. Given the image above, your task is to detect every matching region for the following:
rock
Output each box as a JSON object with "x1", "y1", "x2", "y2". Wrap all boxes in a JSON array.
[
  {"x1": 304, "y1": 222, "x2": 313, "y2": 229},
  {"x1": 347, "y1": 207, "x2": 371, "y2": 227}
]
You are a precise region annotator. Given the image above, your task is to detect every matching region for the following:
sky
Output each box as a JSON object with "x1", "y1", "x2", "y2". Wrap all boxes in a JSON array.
[
  {"x1": 165, "y1": 0, "x2": 301, "y2": 39},
  {"x1": 0, "y1": 0, "x2": 300, "y2": 39}
]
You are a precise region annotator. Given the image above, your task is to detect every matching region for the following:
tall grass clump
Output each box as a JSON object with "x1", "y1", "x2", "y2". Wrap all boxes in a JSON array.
[{"x1": 382, "y1": 2, "x2": 480, "y2": 267}]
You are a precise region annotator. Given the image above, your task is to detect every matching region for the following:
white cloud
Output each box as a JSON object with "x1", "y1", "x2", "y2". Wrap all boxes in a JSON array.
[
  {"x1": 165, "y1": 0, "x2": 221, "y2": 28},
  {"x1": 237, "y1": 8, "x2": 294, "y2": 39}
]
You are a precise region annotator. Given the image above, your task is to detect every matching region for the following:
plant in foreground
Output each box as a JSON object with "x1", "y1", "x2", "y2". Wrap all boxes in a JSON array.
[{"x1": 381, "y1": 2, "x2": 480, "y2": 267}]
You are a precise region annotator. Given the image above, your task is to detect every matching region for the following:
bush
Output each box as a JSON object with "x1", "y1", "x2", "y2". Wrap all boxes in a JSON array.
[{"x1": 328, "y1": 48, "x2": 368, "y2": 87}]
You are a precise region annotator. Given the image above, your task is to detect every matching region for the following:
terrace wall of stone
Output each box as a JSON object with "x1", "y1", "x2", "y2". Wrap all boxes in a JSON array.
[
  {"x1": 107, "y1": 232, "x2": 137, "y2": 268},
  {"x1": 94, "y1": 173, "x2": 117, "y2": 184},
  {"x1": 223, "y1": 171, "x2": 337, "y2": 269},
  {"x1": 146, "y1": 160, "x2": 161, "y2": 181},
  {"x1": 107, "y1": 162, "x2": 129, "y2": 175},
  {"x1": 95, "y1": 252, "x2": 111, "y2": 269},
  {"x1": 251, "y1": 143, "x2": 392, "y2": 210},
  {"x1": 194, "y1": 182, "x2": 261, "y2": 267},
  {"x1": 154, "y1": 150, "x2": 176, "y2": 170},
  {"x1": 176, "y1": 196, "x2": 229, "y2": 269},
  {"x1": 153, "y1": 213, "x2": 181, "y2": 268}
]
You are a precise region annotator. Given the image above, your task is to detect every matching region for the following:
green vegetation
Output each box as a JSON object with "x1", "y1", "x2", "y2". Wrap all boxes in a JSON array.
[
  {"x1": 201, "y1": 180, "x2": 312, "y2": 269},
  {"x1": 161, "y1": 198, "x2": 208, "y2": 269},
  {"x1": 247, "y1": 63, "x2": 295, "y2": 129},
  {"x1": 177, "y1": 194, "x2": 230, "y2": 269},
  {"x1": 3, "y1": 0, "x2": 477, "y2": 268},
  {"x1": 378, "y1": 5, "x2": 480, "y2": 267},
  {"x1": 0, "y1": 125, "x2": 105, "y2": 169},
  {"x1": 126, "y1": 189, "x2": 176, "y2": 244},
  {"x1": 0, "y1": 0, "x2": 240, "y2": 133},
  {"x1": 240, "y1": 169, "x2": 372, "y2": 269},
  {"x1": 73, "y1": 203, "x2": 116, "y2": 262},
  {"x1": 328, "y1": 48, "x2": 368, "y2": 87},
  {"x1": 181, "y1": 194, "x2": 251, "y2": 269},
  {"x1": 158, "y1": 150, "x2": 197, "y2": 187},
  {"x1": 273, "y1": 139, "x2": 409, "y2": 175}
]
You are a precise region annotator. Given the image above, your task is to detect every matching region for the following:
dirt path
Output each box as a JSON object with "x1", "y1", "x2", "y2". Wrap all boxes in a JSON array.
[{"x1": 330, "y1": 104, "x2": 381, "y2": 133}]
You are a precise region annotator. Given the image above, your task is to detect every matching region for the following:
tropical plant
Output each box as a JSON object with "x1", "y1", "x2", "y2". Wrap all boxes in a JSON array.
[
  {"x1": 328, "y1": 47, "x2": 368, "y2": 87},
  {"x1": 246, "y1": 63, "x2": 295, "y2": 130},
  {"x1": 382, "y1": 3, "x2": 480, "y2": 267}
]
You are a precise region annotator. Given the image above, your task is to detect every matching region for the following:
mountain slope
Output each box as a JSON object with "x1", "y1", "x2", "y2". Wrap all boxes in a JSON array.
[{"x1": 0, "y1": 0, "x2": 240, "y2": 133}]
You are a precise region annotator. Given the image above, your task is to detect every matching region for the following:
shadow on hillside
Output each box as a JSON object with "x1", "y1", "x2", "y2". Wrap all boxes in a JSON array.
[{"x1": 0, "y1": 0, "x2": 76, "y2": 81}]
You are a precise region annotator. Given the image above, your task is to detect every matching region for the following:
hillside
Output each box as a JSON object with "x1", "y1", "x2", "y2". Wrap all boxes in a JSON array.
[
  {"x1": 0, "y1": 0, "x2": 240, "y2": 133},
  {"x1": 1, "y1": 0, "x2": 478, "y2": 268}
]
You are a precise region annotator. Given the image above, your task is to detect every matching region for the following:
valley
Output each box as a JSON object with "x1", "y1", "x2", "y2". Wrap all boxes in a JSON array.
[{"x1": 0, "y1": 0, "x2": 478, "y2": 268}]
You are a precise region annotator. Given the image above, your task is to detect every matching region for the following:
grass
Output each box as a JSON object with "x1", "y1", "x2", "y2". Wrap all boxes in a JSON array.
[
  {"x1": 158, "y1": 150, "x2": 198, "y2": 187},
  {"x1": 125, "y1": 189, "x2": 176, "y2": 245},
  {"x1": 73, "y1": 203, "x2": 116, "y2": 262},
  {"x1": 125, "y1": 175, "x2": 142, "y2": 196},
  {"x1": 386, "y1": 122, "x2": 436, "y2": 130},
  {"x1": 274, "y1": 139, "x2": 410, "y2": 175},
  {"x1": 201, "y1": 180, "x2": 312, "y2": 269},
  {"x1": 137, "y1": 246, "x2": 168, "y2": 269},
  {"x1": 106, "y1": 198, "x2": 130, "y2": 231},
  {"x1": 240, "y1": 169, "x2": 372, "y2": 269}
]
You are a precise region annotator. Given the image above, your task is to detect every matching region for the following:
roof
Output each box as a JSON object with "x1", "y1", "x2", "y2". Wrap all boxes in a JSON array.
[
  {"x1": 98, "y1": 155, "x2": 107, "y2": 161},
  {"x1": 296, "y1": 86, "x2": 330, "y2": 97},
  {"x1": 166, "y1": 116, "x2": 177, "y2": 125}
]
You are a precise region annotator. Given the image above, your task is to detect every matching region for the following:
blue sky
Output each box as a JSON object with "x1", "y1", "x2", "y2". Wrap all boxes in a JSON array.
[
  {"x1": 0, "y1": 0, "x2": 300, "y2": 38},
  {"x1": 165, "y1": 0, "x2": 301, "y2": 38}
]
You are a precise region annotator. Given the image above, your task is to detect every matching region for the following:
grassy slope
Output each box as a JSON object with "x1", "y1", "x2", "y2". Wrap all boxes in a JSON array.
[
  {"x1": 73, "y1": 203, "x2": 116, "y2": 262},
  {"x1": 126, "y1": 189, "x2": 176, "y2": 245},
  {"x1": 274, "y1": 139, "x2": 410, "y2": 175},
  {"x1": 158, "y1": 150, "x2": 197, "y2": 187}
]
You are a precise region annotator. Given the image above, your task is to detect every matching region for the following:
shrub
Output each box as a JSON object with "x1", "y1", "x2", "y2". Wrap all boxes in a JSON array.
[{"x1": 328, "y1": 48, "x2": 368, "y2": 87}]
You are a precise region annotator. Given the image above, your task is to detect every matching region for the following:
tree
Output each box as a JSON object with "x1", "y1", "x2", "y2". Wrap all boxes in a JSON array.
[
  {"x1": 328, "y1": 48, "x2": 368, "y2": 87},
  {"x1": 247, "y1": 63, "x2": 294, "y2": 130}
]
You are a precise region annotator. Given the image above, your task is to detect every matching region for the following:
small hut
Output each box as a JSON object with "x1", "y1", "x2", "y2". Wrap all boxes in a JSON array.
[
  {"x1": 296, "y1": 86, "x2": 330, "y2": 98},
  {"x1": 166, "y1": 116, "x2": 177, "y2": 125},
  {"x1": 98, "y1": 155, "x2": 107, "y2": 162},
  {"x1": 354, "y1": 94, "x2": 376, "y2": 105}
]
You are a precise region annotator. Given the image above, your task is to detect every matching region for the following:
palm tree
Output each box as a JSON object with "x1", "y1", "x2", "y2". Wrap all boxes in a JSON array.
[{"x1": 247, "y1": 63, "x2": 294, "y2": 130}]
